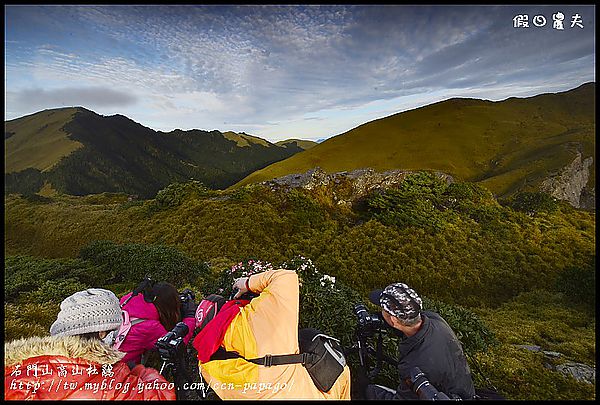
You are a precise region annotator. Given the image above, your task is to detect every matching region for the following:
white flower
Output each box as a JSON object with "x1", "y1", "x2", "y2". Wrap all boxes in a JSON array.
[{"x1": 319, "y1": 274, "x2": 336, "y2": 287}]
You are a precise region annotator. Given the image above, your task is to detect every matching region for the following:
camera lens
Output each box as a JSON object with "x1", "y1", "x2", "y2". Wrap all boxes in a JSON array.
[
  {"x1": 408, "y1": 367, "x2": 449, "y2": 400},
  {"x1": 354, "y1": 303, "x2": 370, "y2": 327},
  {"x1": 172, "y1": 322, "x2": 189, "y2": 339}
]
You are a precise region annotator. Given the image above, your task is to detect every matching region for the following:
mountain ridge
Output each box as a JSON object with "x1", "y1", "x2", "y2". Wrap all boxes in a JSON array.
[
  {"x1": 4, "y1": 107, "x2": 300, "y2": 198},
  {"x1": 234, "y1": 82, "x2": 595, "y2": 205},
  {"x1": 5, "y1": 83, "x2": 595, "y2": 204}
]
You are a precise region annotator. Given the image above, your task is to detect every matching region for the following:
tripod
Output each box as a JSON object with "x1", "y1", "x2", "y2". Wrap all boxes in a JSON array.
[
  {"x1": 345, "y1": 328, "x2": 398, "y2": 379},
  {"x1": 158, "y1": 339, "x2": 210, "y2": 400}
]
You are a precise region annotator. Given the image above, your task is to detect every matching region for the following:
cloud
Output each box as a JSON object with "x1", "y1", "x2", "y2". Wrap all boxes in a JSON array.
[
  {"x1": 5, "y1": 5, "x2": 596, "y2": 140},
  {"x1": 11, "y1": 86, "x2": 138, "y2": 111}
]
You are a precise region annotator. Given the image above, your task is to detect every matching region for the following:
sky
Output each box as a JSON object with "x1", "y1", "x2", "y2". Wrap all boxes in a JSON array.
[{"x1": 4, "y1": 5, "x2": 596, "y2": 142}]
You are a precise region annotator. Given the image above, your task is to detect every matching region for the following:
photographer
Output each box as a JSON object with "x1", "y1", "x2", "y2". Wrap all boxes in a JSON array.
[
  {"x1": 364, "y1": 283, "x2": 475, "y2": 400},
  {"x1": 194, "y1": 269, "x2": 351, "y2": 399},
  {"x1": 5, "y1": 289, "x2": 175, "y2": 400},
  {"x1": 118, "y1": 282, "x2": 197, "y2": 367}
]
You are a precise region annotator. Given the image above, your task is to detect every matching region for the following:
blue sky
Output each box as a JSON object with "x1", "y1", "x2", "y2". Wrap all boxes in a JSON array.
[{"x1": 4, "y1": 5, "x2": 595, "y2": 142}]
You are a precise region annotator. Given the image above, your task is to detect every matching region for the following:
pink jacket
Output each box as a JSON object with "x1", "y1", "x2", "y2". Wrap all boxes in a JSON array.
[{"x1": 118, "y1": 292, "x2": 195, "y2": 365}]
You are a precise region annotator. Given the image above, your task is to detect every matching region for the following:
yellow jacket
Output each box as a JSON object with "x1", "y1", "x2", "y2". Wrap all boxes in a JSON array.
[{"x1": 200, "y1": 269, "x2": 351, "y2": 399}]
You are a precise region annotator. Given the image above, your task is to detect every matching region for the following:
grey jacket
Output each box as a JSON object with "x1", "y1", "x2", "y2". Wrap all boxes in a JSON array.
[{"x1": 366, "y1": 311, "x2": 476, "y2": 400}]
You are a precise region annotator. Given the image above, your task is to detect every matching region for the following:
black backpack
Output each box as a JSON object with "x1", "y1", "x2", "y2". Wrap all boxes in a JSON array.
[{"x1": 211, "y1": 327, "x2": 346, "y2": 393}]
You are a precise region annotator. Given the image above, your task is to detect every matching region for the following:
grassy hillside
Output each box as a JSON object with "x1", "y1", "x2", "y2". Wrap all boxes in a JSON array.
[
  {"x1": 4, "y1": 175, "x2": 595, "y2": 399},
  {"x1": 236, "y1": 83, "x2": 595, "y2": 198},
  {"x1": 5, "y1": 108, "x2": 298, "y2": 198},
  {"x1": 5, "y1": 108, "x2": 83, "y2": 173},
  {"x1": 4, "y1": 176, "x2": 594, "y2": 305}
]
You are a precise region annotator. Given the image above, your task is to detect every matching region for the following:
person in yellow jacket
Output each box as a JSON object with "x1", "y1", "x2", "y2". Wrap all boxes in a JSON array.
[{"x1": 199, "y1": 269, "x2": 351, "y2": 399}]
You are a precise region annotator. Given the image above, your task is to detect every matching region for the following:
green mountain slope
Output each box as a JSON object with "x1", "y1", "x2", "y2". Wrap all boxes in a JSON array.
[
  {"x1": 5, "y1": 107, "x2": 298, "y2": 198},
  {"x1": 223, "y1": 131, "x2": 271, "y2": 147},
  {"x1": 5, "y1": 108, "x2": 83, "y2": 173},
  {"x1": 236, "y1": 83, "x2": 595, "y2": 198}
]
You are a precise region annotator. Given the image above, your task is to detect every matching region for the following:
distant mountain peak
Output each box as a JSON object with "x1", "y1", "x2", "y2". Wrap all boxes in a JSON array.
[
  {"x1": 275, "y1": 139, "x2": 318, "y2": 151},
  {"x1": 222, "y1": 131, "x2": 272, "y2": 147}
]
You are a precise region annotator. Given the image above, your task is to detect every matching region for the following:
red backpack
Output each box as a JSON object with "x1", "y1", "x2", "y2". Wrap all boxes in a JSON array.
[
  {"x1": 195, "y1": 294, "x2": 226, "y2": 330},
  {"x1": 193, "y1": 298, "x2": 250, "y2": 363}
]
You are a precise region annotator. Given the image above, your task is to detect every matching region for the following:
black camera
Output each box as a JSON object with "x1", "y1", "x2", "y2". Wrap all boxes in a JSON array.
[
  {"x1": 346, "y1": 303, "x2": 400, "y2": 393},
  {"x1": 354, "y1": 303, "x2": 385, "y2": 333},
  {"x1": 407, "y1": 367, "x2": 451, "y2": 400},
  {"x1": 156, "y1": 322, "x2": 189, "y2": 365},
  {"x1": 155, "y1": 321, "x2": 209, "y2": 400},
  {"x1": 179, "y1": 288, "x2": 195, "y2": 304}
]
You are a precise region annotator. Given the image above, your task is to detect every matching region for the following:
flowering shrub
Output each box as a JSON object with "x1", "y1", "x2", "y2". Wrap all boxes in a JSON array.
[
  {"x1": 281, "y1": 255, "x2": 338, "y2": 289},
  {"x1": 320, "y1": 274, "x2": 336, "y2": 288},
  {"x1": 202, "y1": 255, "x2": 361, "y2": 345},
  {"x1": 205, "y1": 258, "x2": 275, "y2": 296},
  {"x1": 230, "y1": 259, "x2": 274, "y2": 278},
  {"x1": 281, "y1": 256, "x2": 362, "y2": 346}
]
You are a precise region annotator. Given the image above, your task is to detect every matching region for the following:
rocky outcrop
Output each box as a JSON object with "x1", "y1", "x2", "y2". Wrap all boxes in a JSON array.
[
  {"x1": 555, "y1": 362, "x2": 596, "y2": 385},
  {"x1": 579, "y1": 185, "x2": 596, "y2": 210},
  {"x1": 265, "y1": 167, "x2": 332, "y2": 190},
  {"x1": 540, "y1": 153, "x2": 594, "y2": 209},
  {"x1": 262, "y1": 167, "x2": 454, "y2": 204},
  {"x1": 514, "y1": 344, "x2": 596, "y2": 385}
]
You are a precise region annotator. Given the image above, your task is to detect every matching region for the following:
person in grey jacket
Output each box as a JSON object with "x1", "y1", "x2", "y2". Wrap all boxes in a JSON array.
[{"x1": 365, "y1": 283, "x2": 476, "y2": 400}]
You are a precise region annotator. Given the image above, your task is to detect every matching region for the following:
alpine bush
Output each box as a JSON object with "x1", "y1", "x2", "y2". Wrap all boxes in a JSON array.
[
  {"x1": 154, "y1": 180, "x2": 210, "y2": 208},
  {"x1": 79, "y1": 240, "x2": 209, "y2": 287},
  {"x1": 555, "y1": 256, "x2": 595, "y2": 311},
  {"x1": 508, "y1": 191, "x2": 559, "y2": 215},
  {"x1": 365, "y1": 172, "x2": 454, "y2": 232}
]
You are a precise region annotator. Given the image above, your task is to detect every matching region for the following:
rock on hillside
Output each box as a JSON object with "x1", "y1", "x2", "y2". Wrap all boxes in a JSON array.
[
  {"x1": 261, "y1": 167, "x2": 454, "y2": 204},
  {"x1": 540, "y1": 152, "x2": 595, "y2": 209}
]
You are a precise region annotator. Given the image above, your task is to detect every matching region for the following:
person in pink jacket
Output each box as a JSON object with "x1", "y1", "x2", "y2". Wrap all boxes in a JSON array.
[
  {"x1": 5, "y1": 288, "x2": 176, "y2": 400},
  {"x1": 118, "y1": 282, "x2": 197, "y2": 366}
]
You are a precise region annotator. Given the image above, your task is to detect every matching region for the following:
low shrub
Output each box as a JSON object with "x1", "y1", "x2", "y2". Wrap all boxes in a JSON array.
[
  {"x1": 154, "y1": 181, "x2": 211, "y2": 209},
  {"x1": 422, "y1": 297, "x2": 498, "y2": 355},
  {"x1": 555, "y1": 256, "x2": 595, "y2": 311},
  {"x1": 79, "y1": 240, "x2": 210, "y2": 287},
  {"x1": 508, "y1": 191, "x2": 559, "y2": 215},
  {"x1": 4, "y1": 302, "x2": 60, "y2": 341}
]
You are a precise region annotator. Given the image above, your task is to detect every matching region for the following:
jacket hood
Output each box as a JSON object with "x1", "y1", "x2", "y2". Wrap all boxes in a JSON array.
[
  {"x1": 120, "y1": 292, "x2": 160, "y2": 320},
  {"x1": 4, "y1": 335, "x2": 125, "y2": 367}
]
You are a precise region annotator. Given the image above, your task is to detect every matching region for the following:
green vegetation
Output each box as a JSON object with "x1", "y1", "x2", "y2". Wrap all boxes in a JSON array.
[
  {"x1": 555, "y1": 257, "x2": 596, "y2": 311},
  {"x1": 4, "y1": 172, "x2": 595, "y2": 399},
  {"x1": 366, "y1": 172, "x2": 455, "y2": 232},
  {"x1": 5, "y1": 107, "x2": 299, "y2": 197},
  {"x1": 235, "y1": 83, "x2": 595, "y2": 200},
  {"x1": 474, "y1": 290, "x2": 596, "y2": 400},
  {"x1": 153, "y1": 181, "x2": 212, "y2": 209},
  {"x1": 507, "y1": 191, "x2": 560, "y2": 215},
  {"x1": 79, "y1": 240, "x2": 209, "y2": 286}
]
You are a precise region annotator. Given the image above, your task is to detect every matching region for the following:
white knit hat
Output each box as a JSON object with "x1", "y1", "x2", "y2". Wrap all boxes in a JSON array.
[{"x1": 50, "y1": 288, "x2": 123, "y2": 337}]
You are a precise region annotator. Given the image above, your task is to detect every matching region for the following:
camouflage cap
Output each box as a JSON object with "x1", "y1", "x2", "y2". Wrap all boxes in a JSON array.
[{"x1": 370, "y1": 283, "x2": 422, "y2": 321}]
